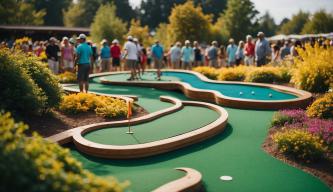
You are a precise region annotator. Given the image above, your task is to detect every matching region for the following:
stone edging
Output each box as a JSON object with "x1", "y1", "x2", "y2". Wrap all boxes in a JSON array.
[
  {"x1": 152, "y1": 167, "x2": 203, "y2": 192},
  {"x1": 97, "y1": 70, "x2": 312, "y2": 110}
]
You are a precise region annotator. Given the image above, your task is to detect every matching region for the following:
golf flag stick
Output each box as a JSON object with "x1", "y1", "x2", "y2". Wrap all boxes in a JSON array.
[{"x1": 126, "y1": 100, "x2": 134, "y2": 134}]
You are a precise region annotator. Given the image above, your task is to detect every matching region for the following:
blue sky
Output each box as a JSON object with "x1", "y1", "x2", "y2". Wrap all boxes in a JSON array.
[{"x1": 129, "y1": 0, "x2": 333, "y2": 23}]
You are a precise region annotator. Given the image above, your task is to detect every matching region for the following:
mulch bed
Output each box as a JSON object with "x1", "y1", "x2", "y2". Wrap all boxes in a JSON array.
[
  {"x1": 263, "y1": 127, "x2": 333, "y2": 189},
  {"x1": 24, "y1": 106, "x2": 148, "y2": 138}
]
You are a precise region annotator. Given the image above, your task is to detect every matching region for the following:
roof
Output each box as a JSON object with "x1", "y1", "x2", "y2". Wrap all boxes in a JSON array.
[{"x1": 0, "y1": 25, "x2": 90, "y2": 33}]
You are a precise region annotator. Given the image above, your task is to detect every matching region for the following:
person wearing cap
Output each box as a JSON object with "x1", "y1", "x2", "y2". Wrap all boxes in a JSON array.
[
  {"x1": 123, "y1": 36, "x2": 139, "y2": 80},
  {"x1": 255, "y1": 32, "x2": 271, "y2": 66},
  {"x1": 111, "y1": 39, "x2": 121, "y2": 71},
  {"x1": 75, "y1": 34, "x2": 92, "y2": 93},
  {"x1": 61, "y1": 37, "x2": 75, "y2": 72},
  {"x1": 151, "y1": 40, "x2": 164, "y2": 80},
  {"x1": 99, "y1": 39, "x2": 111, "y2": 72},
  {"x1": 181, "y1": 40, "x2": 194, "y2": 70},
  {"x1": 226, "y1": 38, "x2": 237, "y2": 67},
  {"x1": 170, "y1": 42, "x2": 182, "y2": 69},
  {"x1": 46, "y1": 37, "x2": 60, "y2": 74},
  {"x1": 244, "y1": 35, "x2": 255, "y2": 66},
  {"x1": 207, "y1": 41, "x2": 219, "y2": 68}
]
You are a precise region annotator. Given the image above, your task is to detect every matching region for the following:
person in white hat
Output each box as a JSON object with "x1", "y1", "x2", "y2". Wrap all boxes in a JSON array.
[
  {"x1": 99, "y1": 39, "x2": 111, "y2": 72},
  {"x1": 46, "y1": 37, "x2": 60, "y2": 74},
  {"x1": 60, "y1": 36, "x2": 75, "y2": 72},
  {"x1": 181, "y1": 40, "x2": 193, "y2": 70},
  {"x1": 255, "y1": 31, "x2": 271, "y2": 66},
  {"x1": 75, "y1": 33, "x2": 92, "y2": 92},
  {"x1": 207, "y1": 41, "x2": 219, "y2": 68},
  {"x1": 111, "y1": 39, "x2": 121, "y2": 71},
  {"x1": 123, "y1": 35, "x2": 138, "y2": 80}
]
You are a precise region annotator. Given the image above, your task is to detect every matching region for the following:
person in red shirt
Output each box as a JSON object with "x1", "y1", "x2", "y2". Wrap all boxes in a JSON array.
[
  {"x1": 110, "y1": 39, "x2": 121, "y2": 71},
  {"x1": 244, "y1": 35, "x2": 255, "y2": 66}
]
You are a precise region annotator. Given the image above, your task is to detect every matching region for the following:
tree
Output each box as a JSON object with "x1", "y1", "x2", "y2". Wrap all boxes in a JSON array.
[
  {"x1": 64, "y1": 0, "x2": 135, "y2": 27},
  {"x1": 279, "y1": 10, "x2": 309, "y2": 34},
  {"x1": 168, "y1": 1, "x2": 212, "y2": 44},
  {"x1": 155, "y1": 23, "x2": 171, "y2": 48},
  {"x1": 0, "y1": 0, "x2": 45, "y2": 25},
  {"x1": 126, "y1": 20, "x2": 153, "y2": 47},
  {"x1": 217, "y1": 0, "x2": 259, "y2": 42},
  {"x1": 139, "y1": 0, "x2": 227, "y2": 29},
  {"x1": 257, "y1": 11, "x2": 277, "y2": 37},
  {"x1": 302, "y1": 10, "x2": 333, "y2": 34},
  {"x1": 90, "y1": 3, "x2": 127, "y2": 44},
  {"x1": 28, "y1": 0, "x2": 71, "y2": 26}
]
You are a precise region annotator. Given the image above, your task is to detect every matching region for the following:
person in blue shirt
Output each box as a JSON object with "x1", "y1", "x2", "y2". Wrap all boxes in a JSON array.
[
  {"x1": 100, "y1": 39, "x2": 111, "y2": 72},
  {"x1": 226, "y1": 38, "x2": 238, "y2": 67},
  {"x1": 151, "y1": 40, "x2": 164, "y2": 80},
  {"x1": 75, "y1": 34, "x2": 92, "y2": 93},
  {"x1": 255, "y1": 32, "x2": 271, "y2": 66},
  {"x1": 181, "y1": 40, "x2": 194, "y2": 70}
]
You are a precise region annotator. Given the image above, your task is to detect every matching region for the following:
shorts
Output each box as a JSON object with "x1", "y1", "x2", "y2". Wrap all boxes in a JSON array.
[
  {"x1": 77, "y1": 64, "x2": 90, "y2": 82},
  {"x1": 112, "y1": 58, "x2": 120, "y2": 66},
  {"x1": 63, "y1": 59, "x2": 74, "y2": 69},
  {"x1": 126, "y1": 59, "x2": 137, "y2": 69},
  {"x1": 100, "y1": 58, "x2": 110, "y2": 72},
  {"x1": 154, "y1": 58, "x2": 163, "y2": 69},
  {"x1": 48, "y1": 59, "x2": 59, "y2": 74}
]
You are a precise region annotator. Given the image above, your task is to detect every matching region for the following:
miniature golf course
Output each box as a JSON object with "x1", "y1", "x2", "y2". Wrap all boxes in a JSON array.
[{"x1": 62, "y1": 74, "x2": 329, "y2": 192}]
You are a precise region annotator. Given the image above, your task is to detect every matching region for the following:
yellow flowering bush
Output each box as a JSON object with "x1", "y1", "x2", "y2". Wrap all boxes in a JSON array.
[
  {"x1": 306, "y1": 92, "x2": 333, "y2": 119},
  {"x1": 59, "y1": 93, "x2": 128, "y2": 118},
  {"x1": 292, "y1": 43, "x2": 333, "y2": 92},
  {"x1": 272, "y1": 129, "x2": 327, "y2": 161},
  {"x1": 245, "y1": 67, "x2": 282, "y2": 83},
  {"x1": 95, "y1": 96, "x2": 128, "y2": 118},
  {"x1": 193, "y1": 66, "x2": 219, "y2": 80},
  {"x1": 57, "y1": 71, "x2": 77, "y2": 83},
  {"x1": 218, "y1": 66, "x2": 249, "y2": 81},
  {"x1": 0, "y1": 112, "x2": 127, "y2": 192}
]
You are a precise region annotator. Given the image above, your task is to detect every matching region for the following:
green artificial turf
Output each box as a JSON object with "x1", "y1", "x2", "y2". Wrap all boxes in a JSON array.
[
  {"x1": 84, "y1": 106, "x2": 219, "y2": 145},
  {"x1": 67, "y1": 78, "x2": 329, "y2": 192}
]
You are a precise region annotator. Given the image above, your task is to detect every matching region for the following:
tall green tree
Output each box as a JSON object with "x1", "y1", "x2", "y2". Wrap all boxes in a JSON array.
[
  {"x1": 28, "y1": 0, "x2": 71, "y2": 26},
  {"x1": 217, "y1": 0, "x2": 259, "y2": 42},
  {"x1": 168, "y1": 1, "x2": 212, "y2": 44},
  {"x1": 139, "y1": 0, "x2": 227, "y2": 29},
  {"x1": 90, "y1": 3, "x2": 127, "y2": 44},
  {"x1": 126, "y1": 20, "x2": 153, "y2": 47},
  {"x1": 257, "y1": 11, "x2": 277, "y2": 37},
  {"x1": 64, "y1": 0, "x2": 135, "y2": 27},
  {"x1": 301, "y1": 10, "x2": 333, "y2": 34},
  {"x1": 279, "y1": 10, "x2": 309, "y2": 34},
  {"x1": 0, "y1": 0, "x2": 45, "y2": 25}
]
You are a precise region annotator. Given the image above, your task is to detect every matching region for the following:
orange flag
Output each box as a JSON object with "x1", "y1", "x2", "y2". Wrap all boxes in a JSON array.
[{"x1": 127, "y1": 100, "x2": 132, "y2": 119}]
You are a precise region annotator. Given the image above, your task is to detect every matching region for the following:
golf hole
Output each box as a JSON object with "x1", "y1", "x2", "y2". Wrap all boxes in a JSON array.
[{"x1": 220, "y1": 176, "x2": 233, "y2": 181}]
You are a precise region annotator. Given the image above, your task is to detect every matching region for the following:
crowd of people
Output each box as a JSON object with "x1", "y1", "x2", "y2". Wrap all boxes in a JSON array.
[{"x1": 1, "y1": 31, "x2": 332, "y2": 92}]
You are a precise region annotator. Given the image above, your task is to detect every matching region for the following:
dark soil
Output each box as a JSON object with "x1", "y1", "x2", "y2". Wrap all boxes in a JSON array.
[
  {"x1": 24, "y1": 106, "x2": 148, "y2": 138},
  {"x1": 263, "y1": 127, "x2": 333, "y2": 189}
]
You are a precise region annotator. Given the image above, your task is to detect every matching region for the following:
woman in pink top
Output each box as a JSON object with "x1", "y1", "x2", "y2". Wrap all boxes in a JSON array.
[{"x1": 61, "y1": 37, "x2": 75, "y2": 72}]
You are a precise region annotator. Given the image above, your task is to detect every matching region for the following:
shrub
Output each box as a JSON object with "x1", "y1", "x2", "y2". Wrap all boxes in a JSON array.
[
  {"x1": 218, "y1": 66, "x2": 248, "y2": 81},
  {"x1": 14, "y1": 52, "x2": 62, "y2": 110},
  {"x1": 292, "y1": 43, "x2": 333, "y2": 92},
  {"x1": 306, "y1": 118, "x2": 333, "y2": 148},
  {"x1": 277, "y1": 67, "x2": 292, "y2": 83},
  {"x1": 193, "y1": 66, "x2": 219, "y2": 80},
  {"x1": 59, "y1": 93, "x2": 99, "y2": 114},
  {"x1": 271, "y1": 112, "x2": 293, "y2": 127},
  {"x1": 0, "y1": 49, "x2": 47, "y2": 115},
  {"x1": 57, "y1": 72, "x2": 77, "y2": 84},
  {"x1": 306, "y1": 92, "x2": 333, "y2": 119},
  {"x1": 272, "y1": 129, "x2": 327, "y2": 161},
  {"x1": 95, "y1": 96, "x2": 127, "y2": 118},
  {"x1": 59, "y1": 93, "x2": 128, "y2": 118},
  {"x1": 245, "y1": 67, "x2": 281, "y2": 83},
  {"x1": 0, "y1": 112, "x2": 127, "y2": 192}
]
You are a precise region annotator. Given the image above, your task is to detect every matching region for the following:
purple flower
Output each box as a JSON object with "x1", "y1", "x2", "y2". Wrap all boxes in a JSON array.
[
  {"x1": 306, "y1": 118, "x2": 333, "y2": 144},
  {"x1": 279, "y1": 109, "x2": 308, "y2": 123}
]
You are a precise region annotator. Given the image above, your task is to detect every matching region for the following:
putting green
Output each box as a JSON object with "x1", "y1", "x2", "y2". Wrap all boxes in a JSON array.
[
  {"x1": 84, "y1": 106, "x2": 219, "y2": 145},
  {"x1": 66, "y1": 77, "x2": 329, "y2": 192}
]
